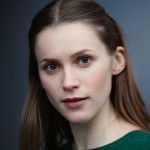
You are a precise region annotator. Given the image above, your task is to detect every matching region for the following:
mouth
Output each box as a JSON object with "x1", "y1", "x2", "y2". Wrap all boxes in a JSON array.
[
  {"x1": 62, "y1": 97, "x2": 88, "y2": 102},
  {"x1": 62, "y1": 97, "x2": 88, "y2": 108}
]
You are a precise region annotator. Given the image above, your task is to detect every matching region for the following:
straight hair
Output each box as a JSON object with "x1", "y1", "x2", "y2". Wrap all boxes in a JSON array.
[{"x1": 20, "y1": 0, "x2": 150, "y2": 150}]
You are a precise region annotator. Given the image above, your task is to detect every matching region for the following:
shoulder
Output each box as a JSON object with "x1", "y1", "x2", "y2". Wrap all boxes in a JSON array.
[
  {"x1": 88, "y1": 130, "x2": 150, "y2": 150},
  {"x1": 118, "y1": 130, "x2": 150, "y2": 149},
  {"x1": 127, "y1": 130, "x2": 150, "y2": 141}
]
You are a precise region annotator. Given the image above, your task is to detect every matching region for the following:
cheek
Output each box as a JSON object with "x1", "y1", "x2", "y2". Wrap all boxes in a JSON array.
[
  {"x1": 87, "y1": 66, "x2": 112, "y2": 94},
  {"x1": 39, "y1": 74, "x2": 59, "y2": 99},
  {"x1": 40, "y1": 76, "x2": 61, "y2": 110}
]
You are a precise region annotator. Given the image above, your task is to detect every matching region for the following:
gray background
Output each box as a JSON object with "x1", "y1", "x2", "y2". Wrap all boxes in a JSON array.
[{"x1": 0, "y1": 0, "x2": 150, "y2": 149}]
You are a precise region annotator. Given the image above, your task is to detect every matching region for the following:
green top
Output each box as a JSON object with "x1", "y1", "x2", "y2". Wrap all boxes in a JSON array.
[
  {"x1": 89, "y1": 130, "x2": 150, "y2": 150},
  {"x1": 63, "y1": 130, "x2": 150, "y2": 150}
]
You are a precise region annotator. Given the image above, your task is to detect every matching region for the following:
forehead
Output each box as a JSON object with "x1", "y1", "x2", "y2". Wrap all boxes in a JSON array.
[{"x1": 35, "y1": 22, "x2": 106, "y2": 58}]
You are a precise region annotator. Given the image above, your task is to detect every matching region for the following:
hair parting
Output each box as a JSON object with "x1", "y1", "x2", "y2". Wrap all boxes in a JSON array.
[{"x1": 20, "y1": 0, "x2": 150, "y2": 150}]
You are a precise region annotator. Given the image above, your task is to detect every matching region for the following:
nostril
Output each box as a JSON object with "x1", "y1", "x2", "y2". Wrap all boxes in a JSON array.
[
  {"x1": 62, "y1": 81, "x2": 79, "y2": 91},
  {"x1": 62, "y1": 78, "x2": 79, "y2": 91},
  {"x1": 63, "y1": 85, "x2": 74, "y2": 91}
]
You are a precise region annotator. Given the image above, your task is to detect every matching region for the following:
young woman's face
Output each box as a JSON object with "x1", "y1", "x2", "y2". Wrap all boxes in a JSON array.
[{"x1": 35, "y1": 22, "x2": 115, "y2": 123}]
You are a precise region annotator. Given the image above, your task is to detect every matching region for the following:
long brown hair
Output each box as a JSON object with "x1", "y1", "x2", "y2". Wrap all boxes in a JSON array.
[{"x1": 20, "y1": 0, "x2": 150, "y2": 150}]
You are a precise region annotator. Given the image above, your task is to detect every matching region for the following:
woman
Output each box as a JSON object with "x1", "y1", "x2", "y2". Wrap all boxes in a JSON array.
[{"x1": 20, "y1": 0, "x2": 150, "y2": 150}]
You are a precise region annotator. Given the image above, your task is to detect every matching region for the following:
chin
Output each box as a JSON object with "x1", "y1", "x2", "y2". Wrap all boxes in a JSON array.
[{"x1": 66, "y1": 115, "x2": 91, "y2": 124}]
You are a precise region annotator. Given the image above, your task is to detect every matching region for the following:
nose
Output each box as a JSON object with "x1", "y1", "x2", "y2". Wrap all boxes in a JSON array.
[{"x1": 62, "y1": 69, "x2": 80, "y2": 91}]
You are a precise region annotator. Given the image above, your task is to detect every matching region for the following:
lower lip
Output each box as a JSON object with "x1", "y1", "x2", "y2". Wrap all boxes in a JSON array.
[{"x1": 63, "y1": 99, "x2": 87, "y2": 108}]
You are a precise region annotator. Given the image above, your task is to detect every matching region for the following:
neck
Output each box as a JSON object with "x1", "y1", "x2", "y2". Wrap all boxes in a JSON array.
[
  {"x1": 70, "y1": 101, "x2": 140, "y2": 150},
  {"x1": 70, "y1": 101, "x2": 118, "y2": 150}
]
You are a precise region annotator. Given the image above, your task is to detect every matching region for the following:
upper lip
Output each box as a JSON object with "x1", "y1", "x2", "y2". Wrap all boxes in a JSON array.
[{"x1": 62, "y1": 97, "x2": 88, "y2": 102}]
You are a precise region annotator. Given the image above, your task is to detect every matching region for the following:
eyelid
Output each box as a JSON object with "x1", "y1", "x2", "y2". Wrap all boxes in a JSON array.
[
  {"x1": 42, "y1": 62, "x2": 61, "y2": 74},
  {"x1": 40, "y1": 59, "x2": 60, "y2": 66},
  {"x1": 76, "y1": 55, "x2": 93, "y2": 62},
  {"x1": 75, "y1": 55, "x2": 94, "y2": 68},
  {"x1": 42, "y1": 60, "x2": 59, "y2": 68},
  {"x1": 40, "y1": 53, "x2": 94, "y2": 69}
]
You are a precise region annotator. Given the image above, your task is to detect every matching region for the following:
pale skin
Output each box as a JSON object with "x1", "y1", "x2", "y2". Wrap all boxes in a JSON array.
[{"x1": 35, "y1": 22, "x2": 140, "y2": 150}]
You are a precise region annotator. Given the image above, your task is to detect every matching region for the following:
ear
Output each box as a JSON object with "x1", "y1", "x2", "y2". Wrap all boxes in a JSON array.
[{"x1": 112, "y1": 46, "x2": 126, "y2": 75}]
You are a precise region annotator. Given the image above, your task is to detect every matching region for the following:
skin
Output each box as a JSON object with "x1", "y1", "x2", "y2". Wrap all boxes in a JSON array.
[{"x1": 35, "y1": 22, "x2": 138, "y2": 149}]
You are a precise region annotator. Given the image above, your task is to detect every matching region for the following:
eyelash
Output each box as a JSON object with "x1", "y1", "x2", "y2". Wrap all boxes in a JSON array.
[
  {"x1": 76, "y1": 55, "x2": 93, "y2": 67},
  {"x1": 43, "y1": 63, "x2": 60, "y2": 74},
  {"x1": 43, "y1": 55, "x2": 93, "y2": 74}
]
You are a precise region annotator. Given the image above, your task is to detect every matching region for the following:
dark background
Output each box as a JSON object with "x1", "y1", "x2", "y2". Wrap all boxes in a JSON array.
[{"x1": 0, "y1": 0, "x2": 150, "y2": 149}]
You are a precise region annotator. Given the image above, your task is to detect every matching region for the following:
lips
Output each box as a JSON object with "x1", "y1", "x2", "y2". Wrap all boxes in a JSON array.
[
  {"x1": 62, "y1": 97, "x2": 88, "y2": 108},
  {"x1": 62, "y1": 97, "x2": 88, "y2": 102}
]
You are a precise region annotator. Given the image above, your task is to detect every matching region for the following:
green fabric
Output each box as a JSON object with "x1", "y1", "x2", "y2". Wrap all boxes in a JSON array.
[
  {"x1": 88, "y1": 130, "x2": 150, "y2": 150},
  {"x1": 63, "y1": 130, "x2": 150, "y2": 150}
]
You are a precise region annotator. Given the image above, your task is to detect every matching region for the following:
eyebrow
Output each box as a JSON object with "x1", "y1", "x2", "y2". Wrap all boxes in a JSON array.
[
  {"x1": 40, "y1": 58, "x2": 60, "y2": 64},
  {"x1": 70, "y1": 49, "x2": 93, "y2": 59},
  {"x1": 40, "y1": 49, "x2": 93, "y2": 64}
]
